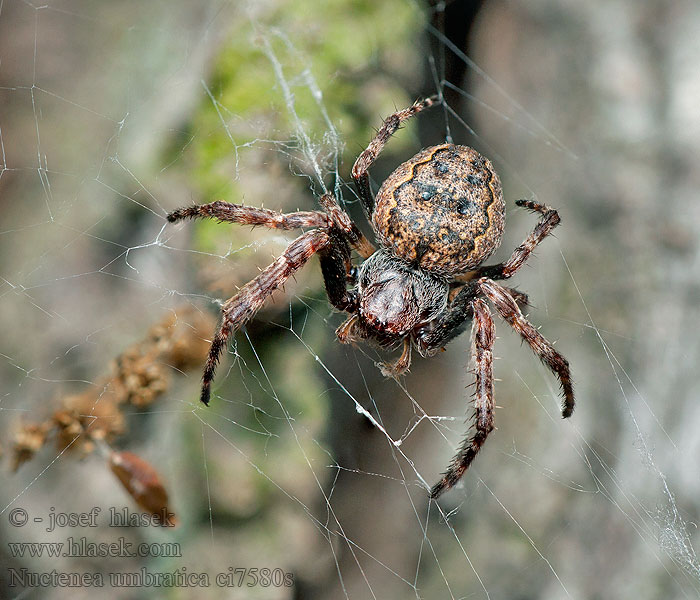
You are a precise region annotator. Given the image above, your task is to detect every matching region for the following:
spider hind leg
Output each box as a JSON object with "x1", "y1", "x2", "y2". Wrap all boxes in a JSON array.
[
  {"x1": 479, "y1": 277, "x2": 574, "y2": 418},
  {"x1": 430, "y1": 298, "x2": 495, "y2": 499}
]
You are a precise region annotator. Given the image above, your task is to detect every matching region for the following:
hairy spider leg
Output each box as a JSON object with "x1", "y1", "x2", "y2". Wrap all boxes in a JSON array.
[
  {"x1": 200, "y1": 230, "x2": 333, "y2": 406},
  {"x1": 414, "y1": 282, "x2": 528, "y2": 356},
  {"x1": 167, "y1": 195, "x2": 374, "y2": 258},
  {"x1": 318, "y1": 193, "x2": 375, "y2": 259},
  {"x1": 166, "y1": 200, "x2": 330, "y2": 229},
  {"x1": 167, "y1": 194, "x2": 373, "y2": 405},
  {"x1": 430, "y1": 298, "x2": 495, "y2": 499},
  {"x1": 318, "y1": 229, "x2": 359, "y2": 313},
  {"x1": 475, "y1": 199, "x2": 561, "y2": 281},
  {"x1": 351, "y1": 96, "x2": 440, "y2": 217},
  {"x1": 422, "y1": 196, "x2": 572, "y2": 497},
  {"x1": 478, "y1": 278, "x2": 574, "y2": 418}
]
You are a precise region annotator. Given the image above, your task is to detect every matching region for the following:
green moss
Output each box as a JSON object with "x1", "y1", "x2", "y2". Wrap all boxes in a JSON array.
[{"x1": 188, "y1": 0, "x2": 425, "y2": 226}]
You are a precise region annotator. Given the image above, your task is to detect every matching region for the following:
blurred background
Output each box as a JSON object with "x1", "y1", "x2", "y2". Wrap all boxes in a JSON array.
[{"x1": 1, "y1": 0, "x2": 700, "y2": 598}]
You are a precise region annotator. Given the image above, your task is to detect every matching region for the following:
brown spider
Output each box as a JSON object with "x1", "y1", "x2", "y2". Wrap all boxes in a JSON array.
[{"x1": 167, "y1": 97, "x2": 574, "y2": 499}]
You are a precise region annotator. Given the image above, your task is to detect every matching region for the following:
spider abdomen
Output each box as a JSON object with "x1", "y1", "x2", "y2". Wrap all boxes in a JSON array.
[{"x1": 372, "y1": 144, "x2": 505, "y2": 276}]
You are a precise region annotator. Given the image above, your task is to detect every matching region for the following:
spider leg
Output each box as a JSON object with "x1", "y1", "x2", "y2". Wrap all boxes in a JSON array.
[
  {"x1": 170, "y1": 193, "x2": 369, "y2": 405},
  {"x1": 478, "y1": 277, "x2": 574, "y2": 418},
  {"x1": 168, "y1": 196, "x2": 375, "y2": 259},
  {"x1": 318, "y1": 230, "x2": 359, "y2": 313},
  {"x1": 475, "y1": 199, "x2": 561, "y2": 281},
  {"x1": 414, "y1": 282, "x2": 528, "y2": 357},
  {"x1": 200, "y1": 229, "x2": 331, "y2": 406},
  {"x1": 430, "y1": 298, "x2": 495, "y2": 499},
  {"x1": 318, "y1": 193, "x2": 375, "y2": 259},
  {"x1": 167, "y1": 201, "x2": 329, "y2": 230},
  {"x1": 415, "y1": 282, "x2": 478, "y2": 357},
  {"x1": 351, "y1": 96, "x2": 440, "y2": 217},
  {"x1": 504, "y1": 287, "x2": 529, "y2": 308}
]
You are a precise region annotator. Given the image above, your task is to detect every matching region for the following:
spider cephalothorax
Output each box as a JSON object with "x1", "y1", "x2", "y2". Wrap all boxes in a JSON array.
[
  {"x1": 351, "y1": 249, "x2": 449, "y2": 342},
  {"x1": 167, "y1": 97, "x2": 574, "y2": 498}
]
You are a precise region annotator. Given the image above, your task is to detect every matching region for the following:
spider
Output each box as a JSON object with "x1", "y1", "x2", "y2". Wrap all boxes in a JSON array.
[{"x1": 166, "y1": 97, "x2": 574, "y2": 499}]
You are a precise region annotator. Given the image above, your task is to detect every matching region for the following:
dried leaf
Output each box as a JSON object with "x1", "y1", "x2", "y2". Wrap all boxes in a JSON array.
[{"x1": 109, "y1": 451, "x2": 177, "y2": 527}]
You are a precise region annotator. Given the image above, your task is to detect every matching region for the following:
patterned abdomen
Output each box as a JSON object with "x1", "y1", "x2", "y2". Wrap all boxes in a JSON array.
[{"x1": 372, "y1": 144, "x2": 505, "y2": 276}]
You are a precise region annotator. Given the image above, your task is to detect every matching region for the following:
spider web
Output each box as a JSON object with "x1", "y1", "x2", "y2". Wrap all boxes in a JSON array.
[{"x1": 2, "y1": 0, "x2": 700, "y2": 598}]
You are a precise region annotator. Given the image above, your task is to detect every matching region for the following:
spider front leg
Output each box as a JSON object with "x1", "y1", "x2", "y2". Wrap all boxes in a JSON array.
[
  {"x1": 199, "y1": 227, "x2": 360, "y2": 406},
  {"x1": 479, "y1": 278, "x2": 574, "y2": 418},
  {"x1": 168, "y1": 191, "x2": 370, "y2": 405},
  {"x1": 200, "y1": 229, "x2": 332, "y2": 406},
  {"x1": 430, "y1": 298, "x2": 495, "y2": 499},
  {"x1": 167, "y1": 196, "x2": 375, "y2": 258},
  {"x1": 318, "y1": 193, "x2": 375, "y2": 259},
  {"x1": 167, "y1": 200, "x2": 330, "y2": 230},
  {"x1": 351, "y1": 96, "x2": 439, "y2": 217}
]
